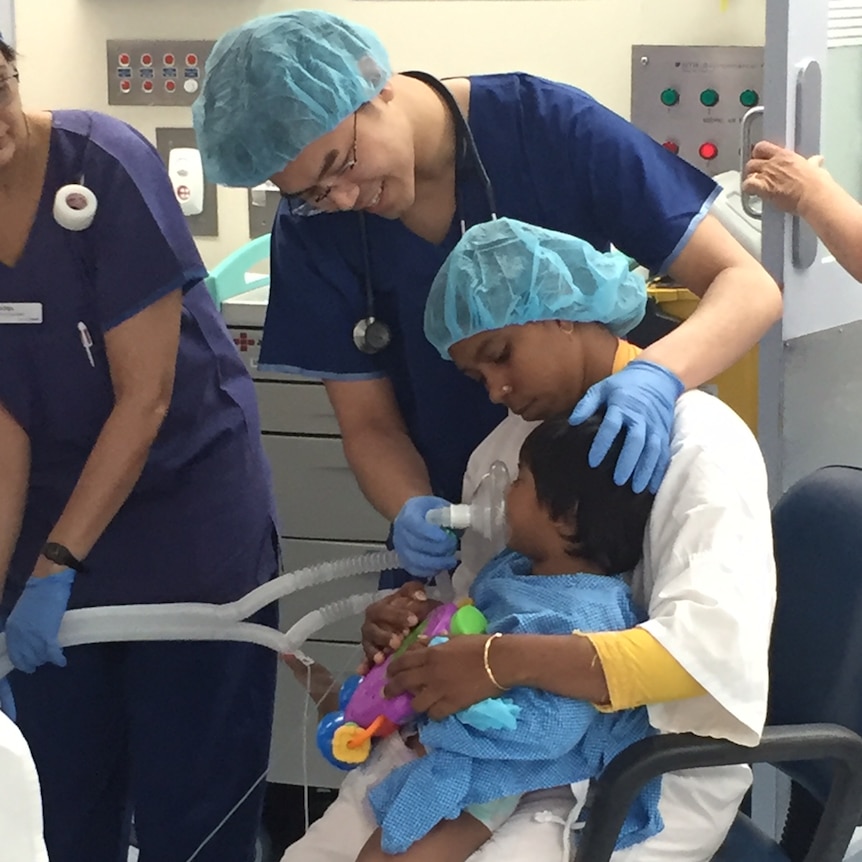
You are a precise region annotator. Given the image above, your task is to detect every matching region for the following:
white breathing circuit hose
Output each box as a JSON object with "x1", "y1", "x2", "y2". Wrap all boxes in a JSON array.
[{"x1": 0, "y1": 549, "x2": 402, "y2": 679}]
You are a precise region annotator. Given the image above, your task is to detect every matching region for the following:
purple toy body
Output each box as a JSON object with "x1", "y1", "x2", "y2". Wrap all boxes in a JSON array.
[{"x1": 344, "y1": 603, "x2": 458, "y2": 730}]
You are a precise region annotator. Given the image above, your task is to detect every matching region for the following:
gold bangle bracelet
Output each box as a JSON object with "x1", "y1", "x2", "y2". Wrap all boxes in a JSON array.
[{"x1": 483, "y1": 632, "x2": 509, "y2": 692}]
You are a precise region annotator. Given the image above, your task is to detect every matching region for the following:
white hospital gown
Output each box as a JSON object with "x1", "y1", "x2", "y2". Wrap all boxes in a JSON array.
[
  {"x1": 282, "y1": 390, "x2": 776, "y2": 862},
  {"x1": 0, "y1": 711, "x2": 49, "y2": 862}
]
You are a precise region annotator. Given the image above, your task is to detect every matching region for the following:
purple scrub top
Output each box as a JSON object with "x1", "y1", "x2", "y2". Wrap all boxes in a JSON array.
[{"x1": 0, "y1": 111, "x2": 278, "y2": 611}]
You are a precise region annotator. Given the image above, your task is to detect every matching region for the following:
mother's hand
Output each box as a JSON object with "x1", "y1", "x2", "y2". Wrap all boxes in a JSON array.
[{"x1": 385, "y1": 634, "x2": 502, "y2": 721}]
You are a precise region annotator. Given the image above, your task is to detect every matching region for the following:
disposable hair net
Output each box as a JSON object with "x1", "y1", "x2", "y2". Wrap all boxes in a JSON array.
[
  {"x1": 424, "y1": 218, "x2": 647, "y2": 358},
  {"x1": 192, "y1": 11, "x2": 391, "y2": 187}
]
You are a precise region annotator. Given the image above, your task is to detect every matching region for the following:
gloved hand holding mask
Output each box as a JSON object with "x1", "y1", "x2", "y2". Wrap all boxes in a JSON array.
[
  {"x1": 6, "y1": 569, "x2": 76, "y2": 674},
  {"x1": 393, "y1": 496, "x2": 458, "y2": 579},
  {"x1": 569, "y1": 358, "x2": 684, "y2": 494}
]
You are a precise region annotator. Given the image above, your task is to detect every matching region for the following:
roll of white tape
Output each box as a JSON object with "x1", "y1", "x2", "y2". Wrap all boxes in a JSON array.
[{"x1": 53, "y1": 184, "x2": 98, "y2": 231}]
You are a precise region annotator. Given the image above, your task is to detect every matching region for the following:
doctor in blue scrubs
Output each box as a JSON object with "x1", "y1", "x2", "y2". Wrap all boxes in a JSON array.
[
  {"x1": 0, "y1": 39, "x2": 278, "y2": 862},
  {"x1": 193, "y1": 11, "x2": 782, "y2": 586}
]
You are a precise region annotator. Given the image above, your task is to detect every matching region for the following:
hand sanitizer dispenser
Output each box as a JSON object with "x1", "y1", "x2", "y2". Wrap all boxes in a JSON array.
[{"x1": 168, "y1": 147, "x2": 204, "y2": 217}]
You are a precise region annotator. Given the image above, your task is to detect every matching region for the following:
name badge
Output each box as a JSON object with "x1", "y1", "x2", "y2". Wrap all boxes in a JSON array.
[{"x1": 0, "y1": 303, "x2": 43, "y2": 324}]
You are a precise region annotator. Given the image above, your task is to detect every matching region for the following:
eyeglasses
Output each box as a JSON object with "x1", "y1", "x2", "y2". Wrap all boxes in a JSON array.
[
  {"x1": 283, "y1": 111, "x2": 358, "y2": 218},
  {"x1": 0, "y1": 71, "x2": 19, "y2": 109}
]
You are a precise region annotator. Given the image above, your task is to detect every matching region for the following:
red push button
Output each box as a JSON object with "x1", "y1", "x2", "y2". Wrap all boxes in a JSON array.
[
  {"x1": 164, "y1": 53, "x2": 175, "y2": 66},
  {"x1": 141, "y1": 53, "x2": 153, "y2": 67},
  {"x1": 165, "y1": 80, "x2": 177, "y2": 92},
  {"x1": 698, "y1": 142, "x2": 718, "y2": 161},
  {"x1": 120, "y1": 80, "x2": 131, "y2": 93},
  {"x1": 118, "y1": 53, "x2": 130, "y2": 67},
  {"x1": 186, "y1": 53, "x2": 198, "y2": 67},
  {"x1": 142, "y1": 80, "x2": 154, "y2": 93},
  {"x1": 662, "y1": 140, "x2": 680, "y2": 155}
]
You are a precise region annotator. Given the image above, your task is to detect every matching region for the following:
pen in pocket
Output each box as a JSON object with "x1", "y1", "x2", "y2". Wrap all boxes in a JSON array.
[{"x1": 77, "y1": 321, "x2": 94, "y2": 367}]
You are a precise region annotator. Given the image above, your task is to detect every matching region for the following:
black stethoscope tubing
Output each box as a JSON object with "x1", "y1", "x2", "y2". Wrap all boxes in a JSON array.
[{"x1": 353, "y1": 71, "x2": 498, "y2": 355}]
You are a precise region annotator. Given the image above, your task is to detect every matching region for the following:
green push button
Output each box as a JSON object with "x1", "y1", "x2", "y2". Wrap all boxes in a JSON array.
[
  {"x1": 739, "y1": 89, "x2": 759, "y2": 108},
  {"x1": 700, "y1": 88, "x2": 719, "y2": 107},
  {"x1": 660, "y1": 88, "x2": 679, "y2": 107}
]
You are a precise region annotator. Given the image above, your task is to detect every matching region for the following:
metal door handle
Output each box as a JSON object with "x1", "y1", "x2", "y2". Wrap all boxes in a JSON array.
[
  {"x1": 740, "y1": 106, "x2": 765, "y2": 219},
  {"x1": 793, "y1": 59, "x2": 822, "y2": 270}
]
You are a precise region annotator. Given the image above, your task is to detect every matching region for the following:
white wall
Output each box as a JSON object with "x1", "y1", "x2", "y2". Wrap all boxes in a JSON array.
[{"x1": 14, "y1": 0, "x2": 765, "y2": 269}]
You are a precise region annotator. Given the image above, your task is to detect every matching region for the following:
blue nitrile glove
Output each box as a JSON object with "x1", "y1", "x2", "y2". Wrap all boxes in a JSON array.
[
  {"x1": 393, "y1": 496, "x2": 459, "y2": 579},
  {"x1": 569, "y1": 358, "x2": 684, "y2": 495},
  {"x1": 0, "y1": 679, "x2": 14, "y2": 721},
  {"x1": 6, "y1": 568, "x2": 76, "y2": 674},
  {"x1": 0, "y1": 615, "x2": 16, "y2": 721}
]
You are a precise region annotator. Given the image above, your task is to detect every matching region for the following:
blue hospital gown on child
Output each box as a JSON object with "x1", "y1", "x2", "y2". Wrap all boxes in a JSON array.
[{"x1": 368, "y1": 550, "x2": 663, "y2": 853}]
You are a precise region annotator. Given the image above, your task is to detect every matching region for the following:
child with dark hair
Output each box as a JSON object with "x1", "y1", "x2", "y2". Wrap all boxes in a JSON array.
[
  {"x1": 344, "y1": 413, "x2": 661, "y2": 862},
  {"x1": 513, "y1": 413, "x2": 654, "y2": 577}
]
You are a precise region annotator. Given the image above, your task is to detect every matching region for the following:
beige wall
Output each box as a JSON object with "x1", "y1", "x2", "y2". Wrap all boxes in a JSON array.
[{"x1": 15, "y1": 0, "x2": 765, "y2": 269}]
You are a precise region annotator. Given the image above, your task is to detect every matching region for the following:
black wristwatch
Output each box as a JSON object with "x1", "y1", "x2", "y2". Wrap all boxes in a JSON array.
[{"x1": 41, "y1": 542, "x2": 88, "y2": 573}]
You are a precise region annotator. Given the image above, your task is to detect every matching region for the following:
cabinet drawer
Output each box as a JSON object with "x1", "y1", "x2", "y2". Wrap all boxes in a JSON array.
[
  {"x1": 279, "y1": 539, "x2": 385, "y2": 643},
  {"x1": 269, "y1": 640, "x2": 362, "y2": 788},
  {"x1": 263, "y1": 436, "x2": 390, "y2": 542},
  {"x1": 256, "y1": 381, "x2": 340, "y2": 436}
]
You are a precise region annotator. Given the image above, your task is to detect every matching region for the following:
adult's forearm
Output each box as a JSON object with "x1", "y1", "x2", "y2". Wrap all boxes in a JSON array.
[
  {"x1": 641, "y1": 264, "x2": 781, "y2": 390},
  {"x1": 35, "y1": 399, "x2": 167, "y2": 575},
  {"x1": 0, "y1": 422, "x2": 30, "y2": 597},
  {"x1": 798, "y1": 174, "x2": 862, "y2": 283},
  {"x1": 343, "y1": 429, "x2": 434, "y2": 521},
  {"x1": 492, "y1": 633, "x2": 610, "y2": 705}
]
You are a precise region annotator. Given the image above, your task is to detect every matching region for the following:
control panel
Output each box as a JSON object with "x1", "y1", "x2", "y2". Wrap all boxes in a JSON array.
[
  {"x1": 631, "y1": 45, "x2": 764, "y2": 177},
  {"x1": 106, "y1": 39, "x2": 214, "y2": 106}
]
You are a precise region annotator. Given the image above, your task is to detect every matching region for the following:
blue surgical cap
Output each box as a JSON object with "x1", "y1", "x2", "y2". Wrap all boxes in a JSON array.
[
  {"x1": 192, "y1": 11, "x2": 391, "y2": 187},
  {"x1": 424, "y1": 218, "x2": 646, "y2": 358}
]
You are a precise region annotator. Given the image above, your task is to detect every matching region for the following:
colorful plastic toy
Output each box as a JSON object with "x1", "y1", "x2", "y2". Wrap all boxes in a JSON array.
[{"x1": 316, "y1": 600, "x2": 488, "y2": 770}]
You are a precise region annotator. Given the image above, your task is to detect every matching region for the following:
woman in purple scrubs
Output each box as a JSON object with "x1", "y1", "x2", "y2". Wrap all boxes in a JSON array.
[{"x1": 0, "y1": 39, "x2": 278, "y2": 862}]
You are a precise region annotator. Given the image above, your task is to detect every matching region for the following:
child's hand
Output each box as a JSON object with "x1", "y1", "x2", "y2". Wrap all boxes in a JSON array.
[
  {"x1": 359, "y1": 582, "x2": 441, "y2": 671},
  {"x1": 282, "y1": 654, "x2": 340, "y2": 718}
]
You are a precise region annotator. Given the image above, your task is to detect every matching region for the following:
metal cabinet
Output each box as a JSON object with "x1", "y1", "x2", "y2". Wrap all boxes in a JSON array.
[
  {"x1": 222, "y1": 289, "x2": 390, "y2": 788},
  {"x1": 262, "y1": 436, "x2": 388, "y2": 543}
]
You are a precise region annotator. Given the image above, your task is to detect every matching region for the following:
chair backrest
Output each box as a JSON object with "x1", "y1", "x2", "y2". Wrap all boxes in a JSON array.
[{"x1": 770, "y1": 465, "x2": 862, "y2": 801}]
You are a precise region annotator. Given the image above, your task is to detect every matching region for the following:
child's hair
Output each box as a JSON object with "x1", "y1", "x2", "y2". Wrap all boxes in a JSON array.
[
  {"x1": 0, "y1": 39, "x2": 15, "y2": 63},
  {"x1": 519, "y1": 413, "x2": 655, "y2": 573}
]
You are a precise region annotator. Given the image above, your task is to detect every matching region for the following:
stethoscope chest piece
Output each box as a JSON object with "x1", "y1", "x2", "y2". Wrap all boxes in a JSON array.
[{"x1": 353, "y1": 316, "x2": 392, "y2": 355}]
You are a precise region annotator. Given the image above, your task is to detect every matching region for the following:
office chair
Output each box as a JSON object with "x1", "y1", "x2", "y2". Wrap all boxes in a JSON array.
[{"x1": 576, "y1": 465, "x2": 862, "y2": 862}]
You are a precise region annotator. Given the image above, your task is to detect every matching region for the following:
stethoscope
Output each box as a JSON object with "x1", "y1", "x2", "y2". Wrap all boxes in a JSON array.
[{"x1": 352, "y1": 70, "x2": 498, "y2": 355}]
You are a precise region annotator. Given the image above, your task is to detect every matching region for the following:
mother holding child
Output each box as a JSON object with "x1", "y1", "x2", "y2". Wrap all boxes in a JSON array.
[{"x1": 286, "y1": 217, "x2": 776, "y2": 862}]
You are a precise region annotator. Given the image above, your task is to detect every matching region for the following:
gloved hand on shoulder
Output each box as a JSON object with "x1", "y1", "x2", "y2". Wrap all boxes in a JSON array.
[
  {"x1": 6, "y1": 568, "x2": 76, "y2": 674},
  {"x1": 569, "y1": 358, "x2": 684, "y2": 494},
  {"x1": 393, "y1": 496, "x2": 458, "y2": 579}
]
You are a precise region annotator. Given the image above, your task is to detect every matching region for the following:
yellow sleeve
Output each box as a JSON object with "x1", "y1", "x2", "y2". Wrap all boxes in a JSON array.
[{"x1": 581, "y1": 627, "x2": 706, "y2": 712}]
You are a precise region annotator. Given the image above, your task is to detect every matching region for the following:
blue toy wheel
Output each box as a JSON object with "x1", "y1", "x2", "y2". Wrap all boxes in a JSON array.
[
  {"x1": 316, "y1": 711, "x2": 373, "y2": 771},
  {"x1": 338, "y1": 673, "x2": 363, "y2": 711},
  {"x1": 317, "y1": 710, "x2": 355, "y2": 770}
]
